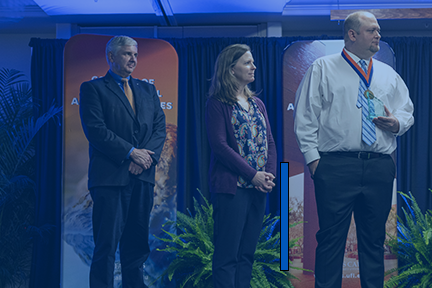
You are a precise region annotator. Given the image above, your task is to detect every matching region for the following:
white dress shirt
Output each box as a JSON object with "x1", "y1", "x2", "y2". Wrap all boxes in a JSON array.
[{"x1": 294, "y1": 49, "x2": 414, "y2": 165}]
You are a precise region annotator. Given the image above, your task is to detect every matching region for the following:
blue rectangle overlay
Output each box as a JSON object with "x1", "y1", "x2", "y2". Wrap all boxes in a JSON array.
[{"x1": 281, "y1": 162, "x2": 289, "y2": 271}]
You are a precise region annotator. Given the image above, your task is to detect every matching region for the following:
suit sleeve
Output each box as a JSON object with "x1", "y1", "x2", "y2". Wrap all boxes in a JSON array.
[
  {"x1": 205, "y1": 98, "x2": 257, "y2": 182},
  {"x1": 142, "y1": 84, "x2": 166, "y2": 165},
  {"x1": 79, "y1": 81, "x2": 133, "y2": 165}
]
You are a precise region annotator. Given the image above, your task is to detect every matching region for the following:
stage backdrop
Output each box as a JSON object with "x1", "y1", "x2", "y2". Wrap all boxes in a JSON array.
[
  {"x1": 284, "y1": 40, "x2": 398, "y2": 287},
  {"x1": 62, "y1": 34, "x2": 178, "y2": 288}
]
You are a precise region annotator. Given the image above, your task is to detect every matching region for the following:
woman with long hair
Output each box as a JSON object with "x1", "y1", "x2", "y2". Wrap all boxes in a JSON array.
[{"x1": 205, "y1": 44, "x2": 277, "y2": 288}]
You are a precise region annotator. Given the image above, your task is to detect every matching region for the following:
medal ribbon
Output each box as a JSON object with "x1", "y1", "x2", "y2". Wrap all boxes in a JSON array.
[
  {"x1": 342, "y1": 49, "x2": 376, "y2": 146},
  {"x1": 341, "y1": 49, "x2": 373, "y2": 88}
]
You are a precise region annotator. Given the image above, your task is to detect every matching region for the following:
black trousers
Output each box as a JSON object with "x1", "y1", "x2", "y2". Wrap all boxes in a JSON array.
[
  {"x1": 212, "y1": 187, "x2": 267, "y2": 288},
  {"x1": 313, "y1": 153, "x2": 395, "y2": 288},
  {"x1": 89, "y1": 178, "x2": 154, "y2": 288}
]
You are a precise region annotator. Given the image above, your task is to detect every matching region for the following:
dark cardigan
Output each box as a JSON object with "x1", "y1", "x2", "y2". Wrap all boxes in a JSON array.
[{"x1": 205, "y1": 96, "x2": 277, "y2": 195}]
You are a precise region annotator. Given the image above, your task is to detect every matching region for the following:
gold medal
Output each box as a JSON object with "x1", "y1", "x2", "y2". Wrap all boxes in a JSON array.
[{"x1": 364, "y1": 89, "x2": 375, "y2": 99}]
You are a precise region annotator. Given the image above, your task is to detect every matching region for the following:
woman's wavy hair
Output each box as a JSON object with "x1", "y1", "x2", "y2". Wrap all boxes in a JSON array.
[{"x1": 209, "y1": 44, "x2": 255, "y2": 105}]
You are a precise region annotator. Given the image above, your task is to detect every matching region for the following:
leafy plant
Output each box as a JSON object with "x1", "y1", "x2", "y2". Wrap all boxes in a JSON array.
[
  {"x1": 385, "y1": 190, "x2": 432, "y2": 288},
  {"x1": 0, "y1": 68, "x2": 61, "y2": 287},
  {"x1": 156, "y1": 191, "x2": 307, "y2": 288},
  {"x1": 251, "y1": 214, "x2": 295, "y2": 288},
  {"x1": 155, "y1": 192, "x2": 214, "y2": 288}
]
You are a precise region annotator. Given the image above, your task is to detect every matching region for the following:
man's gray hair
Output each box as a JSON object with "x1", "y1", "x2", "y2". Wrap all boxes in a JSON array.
[{"x1": 106, "y1": 35, "x2": 138, "y2": 64}]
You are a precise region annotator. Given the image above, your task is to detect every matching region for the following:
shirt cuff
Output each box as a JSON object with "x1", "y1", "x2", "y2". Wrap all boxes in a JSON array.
[
  {"x1": 127, "y1": 147, "x2": 135, "y2": 159},
  {"x1": 304, "y1": 149, "x2": 320, "y2": 165}
]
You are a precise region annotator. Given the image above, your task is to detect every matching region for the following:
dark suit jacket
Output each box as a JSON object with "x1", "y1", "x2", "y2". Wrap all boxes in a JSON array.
[{"x1": 79, "y1": 71, "x2": 166, "y2": 189}]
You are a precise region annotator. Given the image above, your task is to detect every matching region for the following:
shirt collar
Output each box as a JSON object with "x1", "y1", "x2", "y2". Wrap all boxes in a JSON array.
[
  {"x1": 109, "y1": 69, "x2": 130, "y2": 84},
  {"x1": 343, "y1": 48, "x2": 371, "y2": 67}
]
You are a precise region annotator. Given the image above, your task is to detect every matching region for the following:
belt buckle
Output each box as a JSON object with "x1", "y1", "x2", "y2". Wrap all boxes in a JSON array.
[{"x1": 357, "y1": 152, "x2": 370, "y2": 159}]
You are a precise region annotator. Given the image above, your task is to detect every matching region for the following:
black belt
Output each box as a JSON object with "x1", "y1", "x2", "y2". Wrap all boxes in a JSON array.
[{"x1": 319, "y1": 151, "x2": 386, "y2": 160}]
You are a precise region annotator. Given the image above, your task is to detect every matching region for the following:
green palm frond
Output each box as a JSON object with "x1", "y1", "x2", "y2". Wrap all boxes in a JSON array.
[
  {"x1": 0, "y1": 68, "x2": 25, "y2": 86},
  {"x1": 385, "y1": 190, "x2": 432, "y2": 288},
  {"x1": 155, "y1": 192, "x2": 214, "y2": 288},
  {"x1": 0, "y1": 69, "x2": 32, "y2": 129},
  {"x1": 7, "y1": 105, "x2": 62, "y2": 174},
  {"x1": 0, "y1": 67, "x2": 62, "y2": 287},
  {"x1": 155, "y1": 191, "x2": 310, "y2": 287}
]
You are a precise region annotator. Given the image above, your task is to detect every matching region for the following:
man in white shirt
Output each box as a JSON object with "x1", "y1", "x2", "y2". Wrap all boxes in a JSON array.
[{"x1": 294, "y1": 11, "x2": 414, "y2": 288}]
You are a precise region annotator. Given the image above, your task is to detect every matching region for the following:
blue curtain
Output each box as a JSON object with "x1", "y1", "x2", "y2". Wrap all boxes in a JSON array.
[
  {"x1": 382, "y1": 37, "x2": 432, "y2": 215},
  {"x1": 28, "y1": 38, "x2": 67, "y2": 288}
]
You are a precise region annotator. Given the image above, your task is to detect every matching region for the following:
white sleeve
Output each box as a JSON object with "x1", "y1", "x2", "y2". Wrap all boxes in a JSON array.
[
  {"x1": 293, "y1": 63, "x2": 322, "y2": 165},
  {"x1": 392, "y1": 74, "x2": 414, "y2": 136}
]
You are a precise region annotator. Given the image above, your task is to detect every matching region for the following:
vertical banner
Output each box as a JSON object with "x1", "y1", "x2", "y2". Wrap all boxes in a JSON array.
[
  {"x1": 62, "y1": 34, "x2": 178, "y2": 287},
  {"x1": 281, "y1": 162, "x2": 289, "y2": 271},
  {"x1": 283, "y1": 40, "x2": 397, "y2": 287}
]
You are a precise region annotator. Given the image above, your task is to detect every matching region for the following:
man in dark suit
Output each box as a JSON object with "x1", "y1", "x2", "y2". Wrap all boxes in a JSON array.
[{"x1": 80, "y1": 35, "x2": 166, "y2": 288}]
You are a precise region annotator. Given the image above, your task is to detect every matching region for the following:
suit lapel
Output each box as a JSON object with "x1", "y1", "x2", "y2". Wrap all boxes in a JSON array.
[{"x1": 104, "y1": 73, "x2": 137, "y2": 122}]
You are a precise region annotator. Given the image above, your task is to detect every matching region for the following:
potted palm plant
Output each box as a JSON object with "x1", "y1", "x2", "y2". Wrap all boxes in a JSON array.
[
  {"x1": 0, "y1": 68, "x2": 61, "y2": 287},
  {"x1": 385, "y1": 190, "x2": 432, "y2": 288},
  {"x1": 155, "y1": 191, "x2": 307, "y2": 287}
]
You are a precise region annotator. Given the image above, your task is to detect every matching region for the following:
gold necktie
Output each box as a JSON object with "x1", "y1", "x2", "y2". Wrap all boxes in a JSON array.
[{"x1": 121, "y1": 78, "x2": 135, "y2": 114}]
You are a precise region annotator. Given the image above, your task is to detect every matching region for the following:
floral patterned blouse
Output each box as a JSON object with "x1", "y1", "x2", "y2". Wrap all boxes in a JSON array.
[{"x1": 231, "y1": 98, "x2": 268, "y2": 188}]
